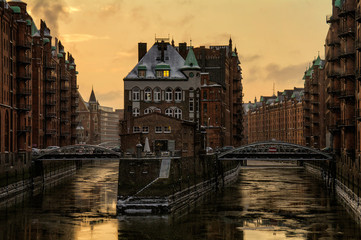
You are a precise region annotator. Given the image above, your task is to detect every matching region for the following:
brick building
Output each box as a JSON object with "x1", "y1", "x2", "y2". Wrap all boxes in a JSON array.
[
  {"x1": 193, "y1": 39, "x2": 244, "y2": 147},
  {"x1": 303, "y1": 55, "x2": 327, "y2": 149},
  {"x1": 247, "y1": 88, "x2": 304, "y2": 145},
  {"x1": 0, "y1": 0, "x2": 80, "y2": 180}
]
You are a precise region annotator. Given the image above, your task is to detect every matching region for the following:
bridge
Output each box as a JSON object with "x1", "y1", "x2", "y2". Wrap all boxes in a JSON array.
[
  {"x1": 34, "y1": 144, "x2": 121, "y2": 161},
  {"x1": 218, "y1": 141, "x2": 333, "y2": 161}
]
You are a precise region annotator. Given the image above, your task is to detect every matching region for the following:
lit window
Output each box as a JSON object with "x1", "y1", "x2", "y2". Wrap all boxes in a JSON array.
[
  {"x1": 155, "y1": 126, "x2": 162, "y2": 133},
  {"x1": 144, "y1": 87, "x2": 152, "y2": 102},
  {"x1": 175, "y1": 88, "x2": 182, "y2": 102},
  {"x1": 163, "y1": 70, "x2": 169, "y2": 77},
  {"x1": 164, "y1": 126, "x2": 171, "y2": 133},
  {"x1": 132, "y1": 108, "x2": 140, "y2": 117},
  {"x1": 154, "y1": 88, "x2": 161, "y2": 102},
  {"x1": 165, "y1": 108, "x2": 173, "y2": 117},
  {"x1": 133, "y1": 126, "x2": 140, "y2": 133},
  {"x1": 142, "y1": 126, "x2": 149, "y2": 133}
]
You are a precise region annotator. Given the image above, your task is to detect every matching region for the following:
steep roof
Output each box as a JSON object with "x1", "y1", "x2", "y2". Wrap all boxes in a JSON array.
[
  {"x1": 124, "y1": 42, "x2": 187, "y2": 80},
  {"x1": 89, "y1": 87, "x2": 97, "y2": 103},
  {"x1": 181, "y1": 47, "x2": 200, "y2": 70}
]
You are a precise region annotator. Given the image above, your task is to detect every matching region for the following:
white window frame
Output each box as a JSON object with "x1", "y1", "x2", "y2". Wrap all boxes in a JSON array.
[
  {"x1": 142, "y1": 126, "x2": 149, "y2": 133},
  {"x1": 165, "y1": 88, "x2": 173, "y2": 102},
  {"x1": 175, "y1": 88, "x2": 182, "y2": 102},
  {"x1": 164, "y1": 126, "x2": 171, "y2": 133},
  {"x1": 132, "y1": 108, "x2": 140, "y2": 117},
  {"x1": 174, "y1": 108, "x2": 182, "y2": 119},
  {"x1": 165, "y1": 108, "x2": 173, "y2": 117},
  {"x1": 144, "y1": 108, "x2": 152, "y2": 115},
  {"x1": 144, "y1": 87, "x2": 152, "y2": 102},
  {"x1": 132, "y1": 88, "x2": 140, "y2": 101},
  {"x1": 154, "y1": 88, "x2": 161, "y2": 102},
  {"x1": 189, "y1": 98, "x2": 194, "y2": 112},
  {"x1": 133, "y1": 126, "x2": 140, "y2": 133},
  {"x1": 155, "y1": 126, "x2": 162, "y2": 133}
]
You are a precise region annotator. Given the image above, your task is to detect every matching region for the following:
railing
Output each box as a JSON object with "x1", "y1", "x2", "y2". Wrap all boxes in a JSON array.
[
  {"x1": 337, "y1": 119, "x2": 356, "y2": 127},
  {"x1": 60, "y1": 132, "x2": 70, "y2": 137},
  {"x1": 327, "y1": 103, "x2": 341, "y2": 110},
  {"x1": 16, "y1": 41, "x2": 31, "y2": 49},
  {"x1": 61, "y1": 86, "x2": 70, "y2": 91},
  {"x1": 17, "y1": 56, "x2": 31, "y2": 64},
  {"x1": 338, "y1": 26, "x2": 355, "y2": 37},
  {"x1": 327, "y1": 87, "x2": 341, "y2": 95},
  {"x1": 60, "y1": 96, "x2": 70, "y2": 102},
  {"x1": 45, "y1": 87, "x2": 56, "y2": 94},
  {"x1": 45, "y1": 62, "x2": 56, "y2": 69},
  {"x1": 61, "y1": 76, "x2": 70, "y2": 81},
  {"x1": 17, "y1": 104, "x2": 31, "y2": 111},
  {"x1": 60, "y1": 107, "x2": 69, "y2": 112},
  {"x1": 45, "y1": 129, "x2": 56, "y2": 135},
  {"x1": 339, "y1": 4, "x2": 356, "y2": 17},
  {"x1": 18, "y1": 89, "x2": 32, "y2": 96},
  {"x1": 340, "y1": 70, "x2": 355, "y2": 79},
  {"x1": 339, "y1": 89, "x2": 355, "y2": 99},
  {"x1": 339, "y1": 48, "x2": 355, "y2": 58},
  {"x1": 18, "y1": 126, "x2": 31, "y2": 133},
  {"x1": 328, "y1": 125, "x2": 340, "y2": 132},
  {"x1": 71, "y1": 112, "x2": 79, "y2": 117},
  {"x1": 327, "y1": 69, "x2": 341, "y2": 78},
  {"x1": 45, "y1": 112, "x2": 56, "y2": 118},
  {"x1": 45, "y1": 101, "x2": 56, "y2": 106},
  {"x1": 45, "y1": 75, "x2": 56, "y2": 82},
  {"x1": 60, "y1": 118, "x2": 70, "y2": 122},
  {"x1": 17, "y1": 73, "x2": 31, "y2": 81}
]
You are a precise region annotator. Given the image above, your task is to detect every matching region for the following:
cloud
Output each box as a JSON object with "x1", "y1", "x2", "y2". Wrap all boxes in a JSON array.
[
  {"x1": 98, "y1": 1, "x2": 122, "y2": 18},
  {"x1": 241, "y1": 54, "x2": 261, "y2": 63},
  {"x1": 265, "y1": 62, "x2": 308, "y2": 84},
  {"x1": 61, "y1": 34, "x2": 109, "y2": 43},
  {"x1": 67, "y1": 6, "x2": 80, "y2": 13},
  {"x1": 28, "y1": 0, "x2": 69, "y2": 37},
  {"x1": 98, "y1": 90, "x2": 123, "y2": 103}
]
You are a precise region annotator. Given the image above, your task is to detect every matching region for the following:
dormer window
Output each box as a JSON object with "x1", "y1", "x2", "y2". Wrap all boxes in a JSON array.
[
  {"x1": 138, "y1": 65, "x2": 147, "y2": 78},
  {"x1": 155, "y1": 63, "x2": 170, "y2": 78},
  {"x1": 164, "y1": 70, "x2": 169, "y2": 77}
]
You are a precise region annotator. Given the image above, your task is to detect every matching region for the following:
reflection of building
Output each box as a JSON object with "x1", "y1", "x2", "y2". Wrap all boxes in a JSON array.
[
  {"x1": 247, "y1": 88, "x2": 304, "y2": 145},
  {"x1": 77, "y1": 89, "x2": 121, "y2": 144}
]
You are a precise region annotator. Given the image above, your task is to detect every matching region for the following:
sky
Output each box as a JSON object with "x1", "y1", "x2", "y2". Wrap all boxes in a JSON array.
[{"x1": 25, "y1": 0, "x2": 331, "y2": 109}]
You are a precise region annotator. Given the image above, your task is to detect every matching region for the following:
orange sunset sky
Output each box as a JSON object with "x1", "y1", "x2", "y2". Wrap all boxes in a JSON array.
[{"x1": 25, "y1": 0, "x2": 331, "y2": 109}]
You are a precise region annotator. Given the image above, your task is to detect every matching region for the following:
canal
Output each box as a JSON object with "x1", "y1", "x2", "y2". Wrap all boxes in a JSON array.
[{"x1": 0, "y1": 161, "x2": 360, "y2": 239}]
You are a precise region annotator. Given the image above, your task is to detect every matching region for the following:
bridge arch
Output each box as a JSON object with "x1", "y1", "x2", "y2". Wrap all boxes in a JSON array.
[{"x1": 218, "y1": 141, "x2": 333, "y2": 161}]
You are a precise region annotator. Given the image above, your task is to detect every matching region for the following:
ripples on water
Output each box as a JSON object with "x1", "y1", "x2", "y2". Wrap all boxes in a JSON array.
[{"x1": 0, "y1": 162, "x2": 360, "y2": 239}]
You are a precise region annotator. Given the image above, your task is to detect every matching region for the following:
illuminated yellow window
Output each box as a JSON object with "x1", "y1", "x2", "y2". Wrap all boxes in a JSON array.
[{"x1": 163, "y1": 70, "x2": 169, "y2": 77}]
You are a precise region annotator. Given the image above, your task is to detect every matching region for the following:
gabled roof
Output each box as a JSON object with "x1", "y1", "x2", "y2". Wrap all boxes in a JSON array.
[
  {"x1": 181, "y1": 47, "x2": 200, "y2": 70},
  {"x1": 124, "y1": 42, "x2": 187, "y2": 80}
]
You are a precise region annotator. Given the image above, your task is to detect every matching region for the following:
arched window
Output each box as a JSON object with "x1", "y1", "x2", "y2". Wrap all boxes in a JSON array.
[
  {"x1": 132, "y1": 108, "x2": 140, "y2": 117},
  {"x1": 175, "y1": 88, "x2": 182, "y2": 102},
  {"x1": 165, "y1": 108, "x2": 173, "y2": 117},
  {"x1": 144, "y1": 108, "x2": 152, "y2": 115},
  {"x1": 144, "y1": 87, "x2": 152, "y2": 102},
  {"x1": 165, "y1": 88, "x2": 173, "y2": 101},
  {"x1": 154, "y1": 88, "x2": 161, "y2": 102},
  {"x1": 132, "y1": 87, "x2": 140, "y2": 101},
  {"x1": 174, "y1": 108, "x2": 182, "y2": 119}
]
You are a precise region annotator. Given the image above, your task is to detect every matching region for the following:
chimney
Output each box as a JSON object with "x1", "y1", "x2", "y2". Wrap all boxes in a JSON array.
[
  {"x1": 138, "y1": 42, "x2": 147, "y2": 62},
  {"x1": 179, "y1": 42, "x2": 187, "y2": 59}
]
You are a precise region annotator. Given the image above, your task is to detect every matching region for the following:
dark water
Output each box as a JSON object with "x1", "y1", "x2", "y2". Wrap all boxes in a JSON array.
[{"x1": 0, "y1": 161, "x2": 360, "y2": 240}]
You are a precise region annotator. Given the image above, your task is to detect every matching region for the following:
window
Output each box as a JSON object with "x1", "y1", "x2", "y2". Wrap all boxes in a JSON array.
[
  {"x1": 164, "y1": 126, "x2": 171, "y2": 133},
  {"x1": 189, "y1": 98, "x2": 194, "y2": 112},
  {"x1": 165, "y1": 108, "x2": 173, "y2": 117},
  {"x1": 144, "y1": 108, "x2": 152, "y2": 115},
  {"x1": 132, "y1": 87, "x2": 140, "y2": 101},
  {"x1": 203, "y1": 91, "x2": 207, "y2": 99},
  {"x1": 165, "y1": 88, "x2": 173, "y2": 101},
  {"x1": 155, "y1": 126, "x2": 162, "y2": 133},
  {"x1": 138, "y1": 70, "x2": 146, "y2": 78},
  {"x1": 174, "y1": 108, "x2": 182, "y2": 119},
  {"x1": 175, "y1": 88, "x2": 182, "y2": 102},
  {"x1": 163, "y1": 70, "x2": 170, "y2": 77},
  {"x1": 154, "y1": 88, "x2": 161, "y2": 102},
  {"x1": 144, "y1": 87, "x2": 152, "y2": 102},
  {"x1": 203, "y1": 103, "x2": 207, "y2": 113},
  {"x1": 133, "y1": 126, "x2": 140, "y2": 133},
  {"x1": 156, "y1": 71, "x2": 163, "y2": 78},
  {"x1": 132, "y1": 108, "x2": 140, "y2": 117},
  {"x1": 142, "y1": 126, "x2": 149, "y2": 133}
]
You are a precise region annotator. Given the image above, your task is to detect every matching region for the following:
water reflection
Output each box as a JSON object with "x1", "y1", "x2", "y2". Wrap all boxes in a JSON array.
[{"x1": 0, "y1": 162, "x2": 360, "y2": 239}]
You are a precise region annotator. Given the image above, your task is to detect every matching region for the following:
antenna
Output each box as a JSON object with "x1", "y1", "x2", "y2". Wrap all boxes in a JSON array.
[
  {"x1": 273, "y1": 82, "x2": 275, "y2": 96},
  {"x1": 190, "y1": 38, "x2": 192, "y2": 47}
]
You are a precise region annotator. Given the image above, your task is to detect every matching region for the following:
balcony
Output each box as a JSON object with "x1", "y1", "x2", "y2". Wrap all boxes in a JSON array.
[
  {"x1": 340, "y1": 70, "x2": 355, "y2": 79},
  {"x1": 17, "y1": 126, "x2": 31, "y2": 134},
  {"x1": 327, "y1": 103, "x2": 340, "y2": 111},
  {"x1": 327, "y1": 87, "x2": 341, "y2": 95},
  {"x1": 326, "y1": 50, "x2": 340, "y2": 62},
  {"x1": 60, "y1": 118, "x2": 69, "y2": 123},
  {"x1": 18, "y1": 89, "x2": 32, "y2": 96},
  {"x1": 339, "y1": 48, "x2": 355, "y2": 59},
  {"x1": 304, "y1": 122, "x2": 311, "y2": 128},
  {"x1": 61, "y1": 86, "x2": 70, "y2": 91},
  {"x1": 45, "y1": 112, "x2": 56, "y2": 118},
  {"x1": 311, "y1": 101, "x2": 319, "y2": 105},
  {"x1": 326, "y1": 37, "x2": 340, "y2": 46},
  {"x1": 45, "y1": 87, "x2": 56, "y2": 95},
  {"x1": 16, "y1": 41, "x2": 31, "y2": 49},
  {"x1": 311, "y1": 80, "x2": 318, "y2": 86},
  {"x1": 60, "y1": 132, "x2": 70, "y2": 137},
  {"x1": 60, "y1": 96, "x2": 70, "y2": 102},
  {"x1": 338, "y1": 5, "x2": 356, "y2": 17},
  {"x1": 17, "y1": 104, "x2": 31, "y2": 111},
  {"x1": 61, "y1": 76, "x2": 70, "y2": 81},
  {"x1": 45, "y1": 129, "x2": 56, "y2": 135},
  {"x1": 17, "y1": 73, "x2": 31, "y2": 81},
  {"x1": 17, "y1": 56, "x2": 31, "y2": 65},
  {"x1": 328, "y1": 125, "x2": 340, "y2": 133},
  {"x1": 45, "y1": 101, "x2": 56, "y2": 106},
  {"x1": 339, "y1": 89, "x2": 355, "y2": 99},
  {"x1": 45, "y1": 62, "x2": 56, "y2": 69},
  {"x1": 60, "y1": 107, "x2": 69, "y2": 112},
  {"x1": 327, "y1": 70, "x2": 340, "y2": 78},
  {"x1": 337, "y1": 119, "x2": 356, "y2": 127},
  {"x1": 338, "y1": 26, "x2": 355, "y2": 38},
  {"x1": 45, "y1": 75, "x2": 56, "y2": 82}
]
